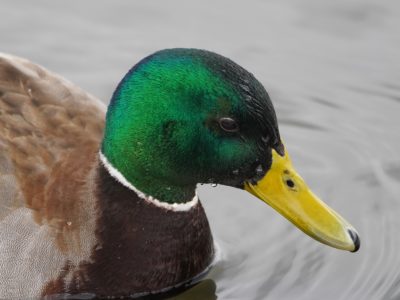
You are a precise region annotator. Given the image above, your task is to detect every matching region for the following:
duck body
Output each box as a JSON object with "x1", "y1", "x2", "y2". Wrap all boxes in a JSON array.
[{"x1": 0, "y1": 54, "x2": 213, "y2": 298}]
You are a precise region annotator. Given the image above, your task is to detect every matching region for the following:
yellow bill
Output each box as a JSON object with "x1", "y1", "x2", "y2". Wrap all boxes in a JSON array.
[{"x1": 245, "y1": 145, "x2": 360, "y2": 252}]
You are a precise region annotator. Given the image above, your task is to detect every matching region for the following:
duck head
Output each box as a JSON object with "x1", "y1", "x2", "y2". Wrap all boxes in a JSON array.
[{"x1": 101, "y1": 48, "x2": 359, "y2": 252}]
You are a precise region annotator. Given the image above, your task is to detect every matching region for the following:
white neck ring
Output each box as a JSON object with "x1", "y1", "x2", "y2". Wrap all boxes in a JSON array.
[{"x1": 98, "y1": 151, "x2": 198, "y2": 212}]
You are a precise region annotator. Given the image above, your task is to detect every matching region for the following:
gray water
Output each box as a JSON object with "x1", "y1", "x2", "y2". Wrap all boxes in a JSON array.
[{"x1": 2, "y1": 1, "x2": 400, "y2": 299}]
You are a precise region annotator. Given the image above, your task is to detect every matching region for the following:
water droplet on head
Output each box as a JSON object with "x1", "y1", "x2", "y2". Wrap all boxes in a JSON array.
[
  {"x1": 261, "y1": 135, "x2": 270, "y2": 144},
  {"x1": 255, "y1": 164, "x2": 263, "y2": 175},
  {"x1": 239, "y1": 84, "x2": 250, "y2": 93},
  {"x1": 66, "y1": 221, "x2": 72, "y2": 226}
]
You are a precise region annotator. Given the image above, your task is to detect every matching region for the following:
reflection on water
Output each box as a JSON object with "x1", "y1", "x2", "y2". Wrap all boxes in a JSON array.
[
  {"x1": 166, "y1": 280, "x2": 217, "y2": 300},
  {"x1": 2, "y1": 0, "x2": 400, "y2": 299},
  {"x1": 43, "y1": 280, "x2": 217, "y2": 300}
]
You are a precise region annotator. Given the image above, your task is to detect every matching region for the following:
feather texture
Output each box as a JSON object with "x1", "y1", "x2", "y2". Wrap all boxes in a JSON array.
[{"x1": 0, "y1": 53, "x2": 214, "y2": 299}]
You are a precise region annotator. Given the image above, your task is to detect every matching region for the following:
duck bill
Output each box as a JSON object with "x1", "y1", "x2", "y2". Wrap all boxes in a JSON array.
[{"x1": 244, "y1": 146, "x2": 360, "y2": 252}]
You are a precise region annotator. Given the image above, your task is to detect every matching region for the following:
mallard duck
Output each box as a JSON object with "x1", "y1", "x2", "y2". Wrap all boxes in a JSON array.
[{"x1": 0, "y1": 49, "x2": 360, "y2": 299}]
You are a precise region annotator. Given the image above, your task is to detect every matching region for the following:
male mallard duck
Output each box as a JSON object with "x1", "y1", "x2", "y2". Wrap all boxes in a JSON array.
[{"x1": 0, "y1": 49, "x2": 360, "y2": 299}]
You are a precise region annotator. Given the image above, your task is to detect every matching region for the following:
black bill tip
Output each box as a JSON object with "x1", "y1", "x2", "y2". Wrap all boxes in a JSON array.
[{"x1": 348, "y1": 229, "x2": 361, "y2": 252}]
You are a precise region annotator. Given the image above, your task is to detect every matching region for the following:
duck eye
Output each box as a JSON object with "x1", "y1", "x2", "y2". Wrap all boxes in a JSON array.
[{"x1": 218, "y1": 117, "x2": 239, "y2": 132}]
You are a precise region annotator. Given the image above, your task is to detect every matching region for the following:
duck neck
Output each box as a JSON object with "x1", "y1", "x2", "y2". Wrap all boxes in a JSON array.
[
  {"x1": 67, "y1": 161, "x2": 214, "y2": 296},
  {"x1": 99, "y1": 152, "x2": 196, "y2": 205}
]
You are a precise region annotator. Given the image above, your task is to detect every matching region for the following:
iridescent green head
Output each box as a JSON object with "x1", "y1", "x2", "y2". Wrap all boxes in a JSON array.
[{"x1": 102, "y1": 48, "x2": 283, "y2": 203}]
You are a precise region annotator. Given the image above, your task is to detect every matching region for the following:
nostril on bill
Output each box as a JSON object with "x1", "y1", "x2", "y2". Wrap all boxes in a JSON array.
[{"x1": 348, "y1": 229, "x2": 361, "y2": 252}]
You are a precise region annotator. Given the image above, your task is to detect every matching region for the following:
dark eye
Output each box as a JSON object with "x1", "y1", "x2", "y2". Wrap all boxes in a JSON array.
[{"x1": 218, "y1": 117, "x2": 239, "y2": 132}]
